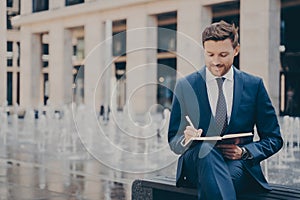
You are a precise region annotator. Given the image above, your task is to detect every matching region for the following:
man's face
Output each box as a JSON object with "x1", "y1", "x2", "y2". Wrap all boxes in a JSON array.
[{"x1": 204, "y1": 38, "x2": 239, "y2": 77}]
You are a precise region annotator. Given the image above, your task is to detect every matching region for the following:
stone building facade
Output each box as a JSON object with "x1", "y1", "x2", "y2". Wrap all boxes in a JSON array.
[{"x1": 1, "y1": 0, "x2": 300, "y2": 117}]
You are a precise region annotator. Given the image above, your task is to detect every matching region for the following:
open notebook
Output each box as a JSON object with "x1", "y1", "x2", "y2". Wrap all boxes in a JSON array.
[{"x1": 181, "y1": 132, "x2": 253, "y2": 146}]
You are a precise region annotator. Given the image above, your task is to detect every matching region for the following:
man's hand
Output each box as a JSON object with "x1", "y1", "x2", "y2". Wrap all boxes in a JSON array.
[
  {"x1": 217, "y1": 144, "x2": 243, "y2": 160},
  {"x1": 184, "y1": 126, "x2": 203, "y2": 143}
]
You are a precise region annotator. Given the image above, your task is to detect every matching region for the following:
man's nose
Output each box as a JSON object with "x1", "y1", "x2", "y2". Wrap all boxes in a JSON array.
[{"x1": 211, "y1": 57, "x2": 221, "y2": 66}]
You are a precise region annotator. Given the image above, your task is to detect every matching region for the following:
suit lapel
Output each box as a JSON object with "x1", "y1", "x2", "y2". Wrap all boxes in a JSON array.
[
  {"x1": 227, "y1": 67, "x2": 243, "y2": 131},
  {"x1": 195, "y1": 67, "x2": 212, "y2": 131}
]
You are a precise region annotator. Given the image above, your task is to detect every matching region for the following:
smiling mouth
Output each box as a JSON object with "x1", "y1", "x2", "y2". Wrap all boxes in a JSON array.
[{"x1": 213, "y1": 65, "x2": 224, "y2": 69}]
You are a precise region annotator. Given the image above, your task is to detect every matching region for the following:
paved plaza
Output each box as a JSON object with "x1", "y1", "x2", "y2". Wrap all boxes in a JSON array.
[{"x1": 0, "y1": 105, "x2": 299, "y2": 199}]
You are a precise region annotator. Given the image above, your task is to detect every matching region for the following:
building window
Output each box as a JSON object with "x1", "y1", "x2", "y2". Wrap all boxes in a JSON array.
[
  {"x1": 7, "y1": 59, "x2": 13, "y2": 67},
  {"x1": 6, "y1": 13, "x2": 11, "y2": 29},
  {"x1": 6, "y1": 13, "x2": 17, "y2": 29},
  {"x1": 280, "y1": 72, "x2": 300, "y2": 117},
  {"x1": 17, "y1": 42, "x2": 20, "y2": 67},
  {"x1": 72, "y1": 38, "x2": 84, "y2": 65},
  {"x1": 7, "y1": 0, "x2": 13, "y2": 8},
  {"x1": 42, "y1": 43, "x2": 49, "y2": 55},
  {"x1": 157, "y1": 58, "x2": 176, "y2": 110},
  {"x1": 156, "y1": 12, "x2": 177, "y2": 110},
  {"x1": 7, "y1": 41, "x2": 13, "y2": 52},
  {"x1": 7, "y1": 72, "x2": 13, "y2": 106},
  {"x1": 7, "y1": 41, "x2": 13, "y2": 67},
  {"x1": 280, "y1": 5, "x2": 300, "y2": 117},
  {"x1": 112, "y1": 20, "x2": 127, "y2": 111},
  {"x1": 43, "y1": 73, "x2": 48, "y2": 105},
  {"x1": 73, "y1": 65, "x2": 84, "y2": 104},
  {"x1": 115, "y1": 62, "x2": 126, "y2": 111},
  {"x1": 42, "y1": 43, "x2": 49, "y2": 68},
  {"x1": 72, "y1": 36, "x2": 84, "y2": 63},
  {"x1": 157, "y1": 12, "x2": 177, "y2": 53},
  {"x1": 113, "y1": 20, "x2": 127, "y2": 57},
  {"x1": 66, "y1": 0, "x2": 84, "y2": 6},
  {"x1": 17, "y1": 72, "x2": 20, "y2": 105},
  {"x1": 115, "y1": 62, "x2": 126, "y2": 80},
  {"x1": 76, "y1": 37, "x2": 84, "y2": 61},
  {"x1": 32, "y1": 0, "x2": 49, "y2": 13},
  {"x1": 73, "y1": 45, "x2": 77, "y2": 56}
]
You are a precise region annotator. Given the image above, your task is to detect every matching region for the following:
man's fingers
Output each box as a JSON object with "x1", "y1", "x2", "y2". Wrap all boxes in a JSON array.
[
  {"x1": 186, "y1": 126, "x2": 196, "y2": 131},
  {"x1": 217, "y1": 144, "x2": 235, "y2": 149},
  {"x1": 184, "y1": 126, "x2": 202, "y2": 137},
  {"x1": 219, "y1": 146, "x2": 242, "y2": 160},
  {"x1": 184, "y1": 129, "x2": 196, "y2": 136},
  {"x1": 197, "y1": 129, "x2": 203, "y2": 136}
]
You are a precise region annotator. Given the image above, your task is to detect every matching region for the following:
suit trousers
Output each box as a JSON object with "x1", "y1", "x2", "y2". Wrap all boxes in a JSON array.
[{"x1": 182, "y1": 142, "x2": 261, "y2": 200}]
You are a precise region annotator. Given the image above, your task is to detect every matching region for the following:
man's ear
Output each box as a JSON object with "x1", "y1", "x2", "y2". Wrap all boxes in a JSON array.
[{"x1": 234, "y1": 45, "x2": 240, "y2": 56}]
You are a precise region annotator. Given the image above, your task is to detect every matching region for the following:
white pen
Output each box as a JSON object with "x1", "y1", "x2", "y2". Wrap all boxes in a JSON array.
[{"x1": 185, "y1": 115, "x2": 195, "y2": 128}]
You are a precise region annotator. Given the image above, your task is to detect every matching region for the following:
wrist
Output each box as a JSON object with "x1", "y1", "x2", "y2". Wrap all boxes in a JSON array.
[{"x1": 240, "y1": 147, "x2": 250, "y2": 160}]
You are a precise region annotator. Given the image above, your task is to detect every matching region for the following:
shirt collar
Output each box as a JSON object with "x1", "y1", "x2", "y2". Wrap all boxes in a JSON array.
[{"x1": 205, "y1": 66, "x2": 234, "y2": 82}]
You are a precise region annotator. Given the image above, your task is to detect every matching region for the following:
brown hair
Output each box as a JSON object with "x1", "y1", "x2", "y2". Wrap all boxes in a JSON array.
[{"x1": 202, "y1": 20, "x2": 239, "y2": 48}]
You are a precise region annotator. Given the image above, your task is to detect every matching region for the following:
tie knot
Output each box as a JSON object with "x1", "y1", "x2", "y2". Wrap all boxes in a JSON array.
[{"x1": 216, "y1": 77, "x2": 225, "y2": 89}]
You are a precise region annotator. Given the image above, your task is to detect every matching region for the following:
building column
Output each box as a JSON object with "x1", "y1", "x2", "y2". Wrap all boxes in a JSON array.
[
  {"x1": 177, "y1": 1, "x2": 212, "y2": 77},
  {"x1": 240, "y1": 0, "x2": 281, "y2": 112},
  {"x1": 0, "y1": 0, "x2": 6, "y2": 105},
  {"x1": 20, "y1": 0, "x2": 32, "y2": 15},
  {"x1": 49, "y1": 0, "x2": 65, "y2": 10},
  {"x1": 19, "y1": 27, "x2": 42, "y2": 109},
  {"x1": 84, "y1": 17, "x2": 105, "y2": 110},
  {"x1": 49, "y1": 24, "x2": 73, "y2": 108},
  {"x1": 104, "y1": 20, "x2": 113, "y2": 112},
  {"x1": 126, "y1": 11, "x2": 157, "y2": 118}
]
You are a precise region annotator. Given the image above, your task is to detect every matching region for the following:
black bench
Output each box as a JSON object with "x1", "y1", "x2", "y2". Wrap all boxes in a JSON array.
[{"x1": 132, "y1": 176, "x2": 300, "y2": 200}]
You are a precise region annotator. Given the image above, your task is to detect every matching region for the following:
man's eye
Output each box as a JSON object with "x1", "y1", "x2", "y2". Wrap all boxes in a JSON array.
[{"x1": 220, "y1": 54, "x2": 228, "y2": 57}]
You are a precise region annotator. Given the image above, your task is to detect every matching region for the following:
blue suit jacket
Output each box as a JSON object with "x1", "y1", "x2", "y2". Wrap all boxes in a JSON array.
[{"x1": 168, "y1": 66, "x2": 283, "y2": 190}]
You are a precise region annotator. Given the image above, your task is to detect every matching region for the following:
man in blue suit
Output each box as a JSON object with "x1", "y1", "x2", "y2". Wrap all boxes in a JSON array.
[{"x1": 168, "y1": 20, "x2": 283, "y2": 200}]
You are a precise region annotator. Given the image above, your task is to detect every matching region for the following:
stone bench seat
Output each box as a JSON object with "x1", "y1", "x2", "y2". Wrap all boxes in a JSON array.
[{"x1": 132, "y1": 176, "x2": 300, "y2": 200}]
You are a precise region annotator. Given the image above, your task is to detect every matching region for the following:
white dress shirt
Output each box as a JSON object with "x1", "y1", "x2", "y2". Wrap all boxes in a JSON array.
[{"x1": 205, "y1": 66, "x2": 234, "y2": 123}]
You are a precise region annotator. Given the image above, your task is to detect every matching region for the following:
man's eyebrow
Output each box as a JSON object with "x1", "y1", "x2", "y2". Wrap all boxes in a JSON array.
[{"x1": 206, "y1": 51, "x2": 229, "y2": 54}]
